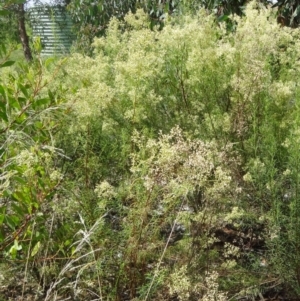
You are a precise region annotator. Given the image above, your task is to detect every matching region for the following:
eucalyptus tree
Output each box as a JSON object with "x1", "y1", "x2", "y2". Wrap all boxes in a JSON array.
[
  {"x1": 0, "y1": 1, "x2": 19, "y2": 44},
  {"x1": 273, "y1": 0, "x2": 300, "y2": 27},
  {"x1": 66, "y1": 0, "x2": 286, "y2": 55},
  {"x1": 67, "y1": 0, "x2": 179, "y2": 54},
  {"x1": 0, "y1": 0, "x2": 32, "y2": 61}
]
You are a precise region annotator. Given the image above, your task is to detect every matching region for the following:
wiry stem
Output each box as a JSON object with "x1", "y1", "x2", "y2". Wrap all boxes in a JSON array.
[{"x1": 143, "y1": 199, "x2": 186, "y2": 301}]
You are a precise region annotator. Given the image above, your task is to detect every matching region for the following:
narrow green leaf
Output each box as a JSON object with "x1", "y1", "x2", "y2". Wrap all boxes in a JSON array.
[
  {"x1": 0, "y1": 229, "x2": 4, "y2": 242},
  {"x1": 0, "y1": 85, "x2": 6, "y2": 98},
  {"x1": 45, "y1": 57, "x2": 55, "y2": 69},
  {"x1": 11, "y1": 203, "x2": 27, "y2": 216},
  {"x1": 19, "y1": 84, "x2": 29, "y2": 98},
  {"x1": 14, "y1": 176, "x2": 27, "y2": 185},
  {"x1": 12, "y1": 191, "x2": 24, "y2": 202},
  {"x1": 34, "y1": 98, "x2": 50, "y2": 108},
  {"x1": 0, "y1": 44, "x2": 6, "y2": 56},
  {"x1": 5, "y1": 215, "x2": 18, "y2": 230},
  {"x1": 0, "y1": 206, "x2": 6, "y2": 224},
  {"x1": 0, "y1": 111, "x2": 8, "y2": 122},
  {"x1": 0, "y1": 61, "x2": 15, "y2": 68},
  {"x1": 37, "y1": 177, "x2": 45, "y2": 189},
  {"x1": 0, "y1": 100, "x2": 5, "y2": 111},
  {"x1": 31, "y1": 241, "x2": 41, "y2": 257},
  {"x1": 218, "y1": 14, "x2": 229, "y2": 22}
]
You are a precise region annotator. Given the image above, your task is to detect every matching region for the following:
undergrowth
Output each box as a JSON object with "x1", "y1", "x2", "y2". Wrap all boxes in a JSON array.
[{"x1": 1, "y1": 2, "x2": 300, "y2": 300}]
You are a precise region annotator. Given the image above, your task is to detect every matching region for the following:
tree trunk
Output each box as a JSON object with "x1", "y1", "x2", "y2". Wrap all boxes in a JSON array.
[{"x1": 18, "y1": 3, "x2": 32, "y2": 61}]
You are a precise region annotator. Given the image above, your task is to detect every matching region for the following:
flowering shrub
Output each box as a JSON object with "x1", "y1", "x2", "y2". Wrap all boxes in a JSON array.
[
  {"x1": 58, "y1": 3, "x2": 300, "y2": 300},
  {"x1": 55, "y1": 3, "x2": 300, "y2": 299},
  {"x1": 3, "y1": 1, "x2": 300, "y2": 300}
]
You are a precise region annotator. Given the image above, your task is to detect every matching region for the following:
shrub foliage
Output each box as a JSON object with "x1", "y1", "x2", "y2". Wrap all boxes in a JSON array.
[{"x1": 2, "y1": 2, "x2": 300, "y2": 300}]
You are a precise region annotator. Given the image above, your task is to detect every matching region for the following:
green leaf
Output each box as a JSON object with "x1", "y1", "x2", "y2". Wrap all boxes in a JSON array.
[
  {"x1": 0, "y1": 10, "x2": 10, "y2": 16},
  {"x1": 12, "y1": 191, "x2": 24, "y2": 202},
  {"x1": 0, "y1": 61, "x2": 15, "y2": 68},
  {"x1": 0, "y1": 44, "x2": 7, "y2": 57},
  {"x1": 9, "y1": 240, "x2": 22, "y2": 259},
  {"x1": 0, "y1": 85, "x2": 6, "y2": 99},
  {"x1": 16, "y1": 113, "x2": 27, "y2": 123},
  {"x1": 34, "y1": 121, "x2": 43, "y2": 129},
  {"x1": 0, "y1": 229, "x2": 4, "y2": 242},
  {"x1": 18, "y1": 97, "x2": 27, "y2": 105},
  {"x1": 31, "y1": 241, "x2": 41, "y2": 257},
  {"x1": 37, "y1": 177, "x2": 45, "y2": 189},
  {"x1": 33, "y1": 37, "x2": 42, "y2": 54},
  {"x1": 45, "y1": 57, "x2": 56, "y2": 69},
  {"x1": 34, "y1": 98, "x2": 50, "y2": 108},
  {"x1": 8, "y1": 96, "x2": 21, "y2": 110},
  {"x1": 19, "y1": 84, "x2": 29, "y2": 98},
  {"x1": 0, "y1": 111, "x2": 8, "y2": 122},
  {"x1": 218, "y1": 14, "x2": 229, "y2": 22},
  {"x1": 48, "y1": 89, "x2": 56, "y2": 101},
  {"x1": 9, "y1": 246, "x2": 17, "y2": 259},
  {"x1": 7, "y1": 87, "x2": 14, "y2": 96},
  {"x1": 164, "y1": 3, "x2": 169, "y2": 12},
  {"x1": 14, "y1": 176, "x2": 27, "y2": 185},
  {"x1": 14, "y1": 240, "x2": 22, "y2": 250},
  {"x1": 5, "y1": 215, "x2": 19, "y2": 229},
  {"x1": 0, "y1": 206, "x2": 6, "y2": 224},
  {"x1": 11, "y1": 202, "x2": 27, "y2": 216},
  {"x1": 64, "y1": 239, "x2": 71, "y2": 246},
  {"x1": 0, "y1": 100, "x2": 5, "y2": 111},
  {"x1": 2, "y1": 190, "x2": 12, "y2": 197}
]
